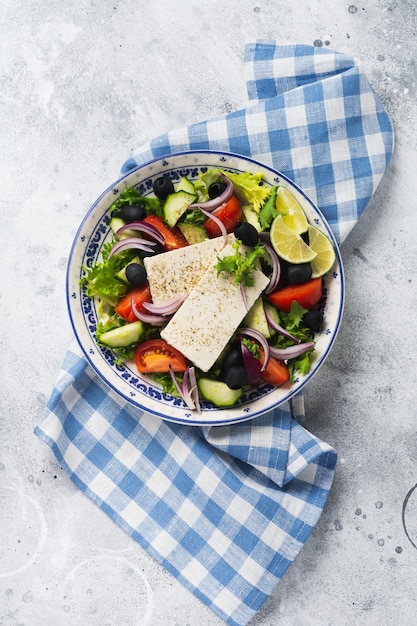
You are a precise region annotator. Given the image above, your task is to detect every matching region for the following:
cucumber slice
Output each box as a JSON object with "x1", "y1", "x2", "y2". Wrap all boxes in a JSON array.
[
  {"x1": 98, "y1": 321, "x2": 144, "y2": 348},
  {"x1": 242, "y1": 205, "x2": 262, "y2": 232},
  {"x1": 244, "y1": 297, "x2": 271, "y2": 338},
  {"x1": 109, "y1": 217, "x2": 138, "y2": 239},
  {"x1": 163, "y1": 190, "x2": 196, "y2": 228},
  {"x1": 178, "y1": 223, "x2": 207, "y2": 245},
  {"x1": 198, "y1": 378, "x2": 243, "y2": 408},
  {"x1": 176, "y1": 176, "x2": 196, "y2": 195},
  {"x1": 116, "y1": 256, "x2": 142, "y2": 284},
  {"x1": 264, "y1": 302, "x2": 280, "y2": 330}
]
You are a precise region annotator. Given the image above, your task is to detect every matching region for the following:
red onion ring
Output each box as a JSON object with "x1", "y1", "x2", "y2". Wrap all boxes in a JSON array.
[
  {"x1": 188, "y1": 173, "x2": 233, "y2": 212},
  {"x1": 264, "y1": 309, "x2": 301, "y2": 344},
  {"x1": 240, "y1": 283, "x2": 249, "y2": 311},
  {"x1": 168, "y1": 366, "x2": 200, "y2": 412},
  {"x1": 142, "y1": 295, "x2": 187, "y2": 316},
  {"x1": 199, "y1": 207, "x2": 228, "y2": 248},
  {"x1": 116, "y1": 222, "x2": 165, "y2": 245},
  {"x1": 108, "y1": 237, "x2": 157, "y2": 258},
  {"x1": 237, "y1": 327, "x2": 270, "y2": 371},
  {"x1": 262, "y1": 242, "x2": 282, "y2": 294},
  {"x1": 130, "y1": 296, "x2": 167, "y2": 326},
  {"x1": 188, "y1": 367, "x2": 201, "y2": 414},
  {"x1": 269, "y1": 341, "x2": 314, "y2": 360}
]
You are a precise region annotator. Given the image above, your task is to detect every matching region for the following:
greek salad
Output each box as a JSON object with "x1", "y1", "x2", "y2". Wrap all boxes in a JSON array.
[{"x1": 81, "y1": 167, "x2": 336, "y2": 412}]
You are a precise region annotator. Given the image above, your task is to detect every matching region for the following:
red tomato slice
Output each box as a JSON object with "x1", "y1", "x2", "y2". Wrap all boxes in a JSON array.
[
  {"x1": 268, "y1": 278, "x2": 322, "y2": 312},
  {"x1": 204, "y1": 195, "x2": 243, "y2": 238},
  {"x1": 259, "y1": 351, "x2": 290, "y2": 387},
  {"x1": 114, "y1": 285, "x2": 152, "y2": 323},
  {"x1": 142, "y1": 214, "x2": 188, "y2": 251},
  {"x1": 134, "y1": 339, "x2": 187, "y2": 373}
]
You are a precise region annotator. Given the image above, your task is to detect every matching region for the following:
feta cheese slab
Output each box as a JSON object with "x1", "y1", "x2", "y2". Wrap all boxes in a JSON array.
[
  {"x1": 144, "y1": 236, "x2": 233, "y2": 305},
  {"x1": 160, "y1": 243, "x2": 270, "y2": 372}
]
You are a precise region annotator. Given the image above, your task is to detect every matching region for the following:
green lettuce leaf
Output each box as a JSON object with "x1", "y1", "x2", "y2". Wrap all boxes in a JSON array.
[
  {"x1": 222, "y1": 171, "x2": 271, "y2": 213},
  {"x1": 214, "y1": 239, "x2": 265, "y2": 286},
  {"x1": 259, "y1": 186, "x2": 278, "y2": 230},
  {"x1": 110, "y1": 187, "x2": 163, "y2": 217}
]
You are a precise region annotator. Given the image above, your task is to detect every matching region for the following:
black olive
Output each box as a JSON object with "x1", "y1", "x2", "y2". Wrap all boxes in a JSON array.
[
  {"x1": 225, "y1": 365, "x2": 248, "y2": 390},
  {"x1": 303, "y1": 309, "x2": 324, "y2": 332},
  {"x1": 222, "y1": 346, "x2": 243, "y2": 372},
  {"x1": 208, "y1": 180, "x2": 227, "y2": 199},
  {"x1": 120, "y1": 203, "x2": 146, "y2": 223},
  {"x1": 153, "y1": 176, "x2": 174, "y2": 200},
  {"x1": 233, "y1": 222, "x2": 259, "y2": 247},
  {"x1": 138, "y1": 242, "x2": 163, "y2": 259},
  {"x1": 125, "y1": 263, "x2": 147, "y2": 287},
  {"x1": 286, "y1": 263, "x2": 312, "y2": 284}
]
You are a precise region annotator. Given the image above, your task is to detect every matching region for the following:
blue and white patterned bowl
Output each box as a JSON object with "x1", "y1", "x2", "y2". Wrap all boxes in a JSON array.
[{"x1": 67, "y1": 150, "x2": 344, "y2": 426}]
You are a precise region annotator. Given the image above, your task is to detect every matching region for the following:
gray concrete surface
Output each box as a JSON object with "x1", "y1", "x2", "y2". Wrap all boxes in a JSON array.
[{"x1": 1, "y1": 1, "x2": 416, "y2": 625}]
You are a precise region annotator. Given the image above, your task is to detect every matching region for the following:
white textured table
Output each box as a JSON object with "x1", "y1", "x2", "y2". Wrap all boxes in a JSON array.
[{"x1": 1, "y1": 2, "x2": 417, "y2": 625}]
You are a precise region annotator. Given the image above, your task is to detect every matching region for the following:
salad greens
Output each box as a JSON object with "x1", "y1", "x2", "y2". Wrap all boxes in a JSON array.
[
  {"x1": 214, "y1": 239, "x2": 266, "y2": 286},
  {"x1": 110, "y1": 187, "x2": 163, "y2": 218}
]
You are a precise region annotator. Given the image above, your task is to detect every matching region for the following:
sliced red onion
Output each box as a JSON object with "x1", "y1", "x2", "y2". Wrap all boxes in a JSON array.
[
  {"x1": 259, "y1": 231, "x2": 271, "y2": 243},
  {"x1": 168, "y1": 366, "x2": 199, "y2": 412},
  {"x1": 188, "y1": 367, "x2": 201, "y2": 414},
  {"x1": 263, "y1": 242, "x2": 282, "y2": 294},
  {"x1": 188, "y1": 173, "x2": 233, "y2": 212},
  {"x1": 142, "y1": 294, "x2": 187, "y2": 316},
  {"x1": 199, "y1": 207, "x2": 228, "y2": 248},
  {"x1": 237, "y1": 327, "x2": 270, "y2": 371},
  {"x1": 240, "y1": 282, "x2": 249, "y2": 311},
  {"x1": 241, "y1": 340, "x2": 261, "y2": 387},
  {"x1": 269, "y1": 341, "x2": 314, "y2": 360},
  {"x1": 130, "y1": 296, "x2": 167, "y2": 326},
  {"x1": 264, "y1": 308, "x2": 301, "y2": 344},
  {"x1": 116, "y1": 222, "x2": 165, "y2": 245},
  {"x1": 108, "y1": 237, "x2": 157, "y2": 258}
]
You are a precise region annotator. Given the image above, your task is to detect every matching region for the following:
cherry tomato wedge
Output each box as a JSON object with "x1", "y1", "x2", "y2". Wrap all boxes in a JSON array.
[
  {"x1": 134, "y1": 339, "x2": 187, "y2": 373},
  {"x1": 204, "y1": 195, "x2": 243, "y2": 238},
  {"x1": 268, "y1": 278, "x2": 322, "y2": 313},
  {"x1": 259, "y1": 350, "x2": 290, "y2": 386},
  {"x1": 115, "y1": 285, "x2": 152, "y2": 323},
  {"x1": 142, "y1": 214, "x2": 188, "y2": 251}
]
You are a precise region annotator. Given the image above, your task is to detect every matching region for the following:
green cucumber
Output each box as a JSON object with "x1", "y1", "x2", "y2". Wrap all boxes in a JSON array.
[
  {"x1": 244, "y1": 297, "x2": 271, "y2": 338},
  {"x1": 198, "y1": 378, "x2": 243, "y2": 408},
  {"x1": 98, "y1": 321, "x2": 144, "y2": 348},
  {"x1": 176, "y1": 176, "x2": 196, "y2": 195},
  {"x1": 109, "y1": 217, "x2": 137, "y2": 239},
  {"x1": 116, "y1": 256, "x2": 142, "y2": 284},
  {"x1": 178, "y1": 222, "x2": 207, "y2": 245},
  {"x1": 163, "y1": 190, "x2": 196, "y2": 227},
  {"x1": 242, "y1": 205, "x2": 262, "y2": 232}
]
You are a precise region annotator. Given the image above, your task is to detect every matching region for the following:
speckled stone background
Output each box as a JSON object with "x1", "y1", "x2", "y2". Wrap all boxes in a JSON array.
[{"x1": 1, "y1": 1, "x2": 417, "y2": 625}]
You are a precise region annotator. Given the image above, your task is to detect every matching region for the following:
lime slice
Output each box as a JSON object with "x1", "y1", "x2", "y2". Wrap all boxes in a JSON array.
[
  {"x1": 308, "y1": 224, "x2": 336, "y2": 278},
  {"x1": 275, "y1": 186, "x2": 308, "y2": 234},
  {"x1": 270, "y1": 215, "x2": 317, "y2": 264}
]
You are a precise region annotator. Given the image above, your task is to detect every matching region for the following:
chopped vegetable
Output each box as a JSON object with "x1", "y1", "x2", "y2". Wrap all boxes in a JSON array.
[
  {"x1": 214, "y1": 239, "x2": 265, "y2": 286},
  {"x1": 223, "y1": 171, "x2": 271, "y2": 213},
  {"x1": 268, "y1": 278, "x2": 322, "y2": 312},
  {"x1": 134, "y1": 339, "x2": 187, "y2": 373}
]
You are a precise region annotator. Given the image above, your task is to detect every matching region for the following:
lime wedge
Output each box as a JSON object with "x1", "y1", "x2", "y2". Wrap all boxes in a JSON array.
[
  {"x1": 308, "y1": 224, "x2": 336, "y2": 278},
  {"x1": 275, "y1": 186, "x2": 308, "y2": 234},
  {"x1": 270, "y1": 215, "x2": 317, "y2": 264}
]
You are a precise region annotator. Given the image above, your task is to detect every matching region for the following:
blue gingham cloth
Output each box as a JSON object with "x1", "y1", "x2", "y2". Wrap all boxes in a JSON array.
[{"x1": 35, "y1": 42, "x2": 393, "y2": 626}]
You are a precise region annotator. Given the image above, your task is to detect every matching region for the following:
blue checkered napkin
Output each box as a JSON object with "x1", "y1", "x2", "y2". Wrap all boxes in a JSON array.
[
  {"x1": 35, "y1": 42, "x2": 393, "y2": 626},
  {"x1": 122, "y1": 41, "x2": 393, "y2": 246},
  {"x1": 35, "y1": 342, "x2": 336, "y2": 626}
]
